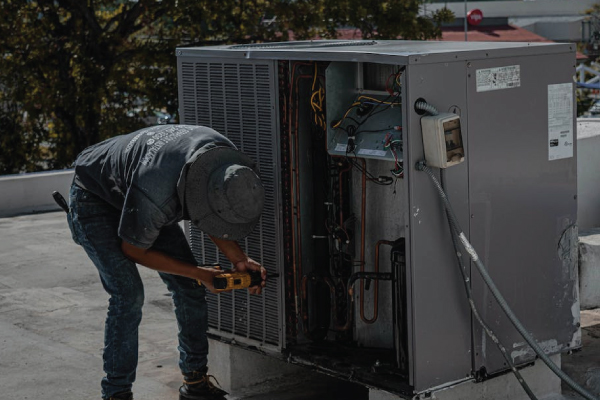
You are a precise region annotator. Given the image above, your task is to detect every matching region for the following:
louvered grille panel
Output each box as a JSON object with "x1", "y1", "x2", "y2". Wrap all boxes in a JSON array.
[
  {"x1": 180, "y1": 59, "x2": 282, "y2": 347},
  {"x1": 181, "y1": 63, "x2": 197, "y2": 125},
  {"x1": 195, "y1": 64, "x2": 211, "y2": 126}
]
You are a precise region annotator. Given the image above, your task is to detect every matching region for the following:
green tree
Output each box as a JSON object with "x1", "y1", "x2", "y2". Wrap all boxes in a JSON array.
[
  {"x1": 339, "y1": 0, "x2": 453, "y2": 40},
  {"x1": 0, "y1": 0, "x2": 452, "y2": 174}
]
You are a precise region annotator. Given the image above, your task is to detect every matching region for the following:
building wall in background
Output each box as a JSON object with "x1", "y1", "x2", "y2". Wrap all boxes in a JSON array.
[{"x1": 425, "y1": 0, "x2": 597, "y2": 42}]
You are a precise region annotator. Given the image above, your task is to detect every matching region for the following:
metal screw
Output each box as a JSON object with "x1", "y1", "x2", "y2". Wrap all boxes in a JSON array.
[
  {"x1": 467, "y1": 62, "x2": 472, "y2": 68},
  {"x1": 177, "y1": 50, "x2": 182, "y2": 56}
]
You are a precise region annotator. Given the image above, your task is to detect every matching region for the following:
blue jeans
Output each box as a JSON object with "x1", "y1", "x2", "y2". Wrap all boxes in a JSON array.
[{"x1": 67, "y1": 184, "x2": 208, "y2": 399}]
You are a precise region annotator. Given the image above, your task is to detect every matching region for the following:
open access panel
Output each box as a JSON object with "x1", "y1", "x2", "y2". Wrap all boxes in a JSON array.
[{"x1": 176, "y1": 40, "x2": 580, "y2": 396}]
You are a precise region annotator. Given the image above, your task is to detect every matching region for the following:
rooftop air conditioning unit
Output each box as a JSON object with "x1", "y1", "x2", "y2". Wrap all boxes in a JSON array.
[{"x1": 176, "y1": 40, "x2": 580, "y2": 396}]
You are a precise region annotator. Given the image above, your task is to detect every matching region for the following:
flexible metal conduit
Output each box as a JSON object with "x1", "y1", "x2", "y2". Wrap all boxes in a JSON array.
[
  {"x1": 417, "y1": 161, "x2": 598, "y2": 400},
  {"x1": 415, "y1": 101, "x2": 439, "y2": 116}
]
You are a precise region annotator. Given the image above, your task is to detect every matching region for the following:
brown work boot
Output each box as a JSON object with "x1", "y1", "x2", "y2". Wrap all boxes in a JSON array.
[
  {"x1": 179, "y1": 367, "x2": 228, "y2": 400},
  {"x1": 107, "y1": 391, "x2": 133, "y2": 400}
]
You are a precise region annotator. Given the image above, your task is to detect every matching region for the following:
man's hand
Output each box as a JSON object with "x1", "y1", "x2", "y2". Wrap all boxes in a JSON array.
[
  {"x1": 195, "y1": 266, "x2": 226, "y2": 293},
  {"x1": 234, "y1": 257, "x2": 266, "y2": 295},
  {"x1": 208, "y1": 236, "x2": 266, "y2": 295}
]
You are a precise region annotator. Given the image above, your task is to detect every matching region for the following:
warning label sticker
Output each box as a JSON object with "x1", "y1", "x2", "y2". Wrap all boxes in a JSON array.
[
  {"x1": 548, "y1": 83, "x2": 573, "y2": 161},
  {"x1": 476, "y1": 65, "x2": 521, "y2": 92},
  {"x1": 334, "y1": 143, "x2": 348, "y2": 153},
  {"x1": 358, "y1": 148, "x2": 387, "y2": 157}
]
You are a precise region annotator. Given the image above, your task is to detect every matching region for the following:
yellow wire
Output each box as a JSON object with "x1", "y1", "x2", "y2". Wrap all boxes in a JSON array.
[
  {"x1": 357, "y1": 95, "x2": 399, "y2": 105},
  {"x1": 311, "y1": 91, "x2": 322, "y2": 111},
  {"x1": 309, "y1": 64, "x2": 327, "y2": 130},
  {"x1": 332, "y1": 102, "x2": 361, "y2": 128}
]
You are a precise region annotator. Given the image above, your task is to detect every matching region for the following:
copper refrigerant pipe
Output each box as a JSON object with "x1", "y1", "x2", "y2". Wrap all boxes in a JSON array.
[
  {"x1": 287, "y1": 76, "x2": 298, "y2": 314},
  {"x1": 293, "y1": 74, "x2": 313, "y2": 279},
  {"x1": 358, "y1": 158, "x2": 369, "y2": 324},
  {"x1": 338, "y1": 161, "x2": 352, "y2": 241},
  {"x1": 289, "y1": 72, "x2": 312, "y2": 313},
  {"x1": 362, "y1": 240, "x2": 396, "y2": 324}
]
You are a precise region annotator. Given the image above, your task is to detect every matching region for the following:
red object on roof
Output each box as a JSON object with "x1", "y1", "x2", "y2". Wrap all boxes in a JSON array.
[
  {"x1": 442, "y1": 24, "x2": 549, "y2": 43},
  {"x1": 467, "y1": 9, "x2": 484, "y2": 26}
]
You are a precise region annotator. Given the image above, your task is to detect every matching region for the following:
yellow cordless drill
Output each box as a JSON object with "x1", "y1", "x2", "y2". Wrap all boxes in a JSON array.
[{"x1": 199, "y1": 268, "x2": 277, "y2": 292}]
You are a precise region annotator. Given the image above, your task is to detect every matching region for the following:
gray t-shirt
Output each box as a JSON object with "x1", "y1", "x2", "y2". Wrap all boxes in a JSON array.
[{"x1": 74, "y1": 125, "x2": 235, "y2": 248}]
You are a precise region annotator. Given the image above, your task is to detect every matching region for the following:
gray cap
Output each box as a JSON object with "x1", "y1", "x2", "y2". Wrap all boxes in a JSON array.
[{"x1": 182, "y1": 146, "x2": 264, "y2": 240}]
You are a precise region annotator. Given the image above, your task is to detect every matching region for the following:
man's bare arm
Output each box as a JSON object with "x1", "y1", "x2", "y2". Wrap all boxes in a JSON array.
[
  {"x1": 121, "y1": 241, "x2": 222, "y2": 291},
  {"x1": 209, "y1": 235, "x2": 267, "y2": 295}
]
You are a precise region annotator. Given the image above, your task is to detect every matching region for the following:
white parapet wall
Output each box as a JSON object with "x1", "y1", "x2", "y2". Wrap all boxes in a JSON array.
[
  {"x1": 577, "y1": 119, "x2": 600, "y2": 232},
  {"x1": 0, "y1": 169, "x2": 74, "y2": 218}
]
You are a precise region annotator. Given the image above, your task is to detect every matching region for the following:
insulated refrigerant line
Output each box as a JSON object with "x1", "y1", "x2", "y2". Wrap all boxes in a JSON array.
[{"x1": 416, "y1": 161, "x2": 598, "y2": 400}]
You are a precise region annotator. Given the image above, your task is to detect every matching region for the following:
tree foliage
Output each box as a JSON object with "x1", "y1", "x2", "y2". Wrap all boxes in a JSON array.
[{"x1": 0, "y1": 0, "x2": 452, "y2": 174}]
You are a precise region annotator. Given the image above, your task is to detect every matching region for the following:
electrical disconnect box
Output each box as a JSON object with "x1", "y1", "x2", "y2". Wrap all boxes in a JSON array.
[
  {"x1": 176, "y1": 40, "x2": 579, "y2": 396},
  {"x1": 421, "y1": 113, "x2": 464, "y2": 168}
]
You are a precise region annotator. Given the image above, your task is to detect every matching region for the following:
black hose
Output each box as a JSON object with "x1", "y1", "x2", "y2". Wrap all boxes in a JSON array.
[
  {"x1": 417, "y1": 161, "x2": 598, "y2": 400},
  {"x1": 440, "y1": 170, "x2": 538, "y2": 400}
]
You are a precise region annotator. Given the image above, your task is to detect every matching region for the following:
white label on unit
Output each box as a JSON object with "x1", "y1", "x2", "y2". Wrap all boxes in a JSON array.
[
  {"x1": 335, "y1": 143, "x2": 348, "y2": 152},
  {"x1": 548, "y1": 83, "x2": 573, "y2": 161},
  {"x1": 476, "y1": 65, "x2": 521, "y2": 92},
  {"x1": 357, "y1": 149, "x2": 387, "y2": 157}
]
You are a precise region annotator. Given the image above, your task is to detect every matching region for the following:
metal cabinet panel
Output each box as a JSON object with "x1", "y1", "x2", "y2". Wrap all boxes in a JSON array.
[
  {"x1": 405, "y1": 61, "x2": 473, "y2": 391},
  {"x1": 466, "y1": 54, "x2": 580, "y2": 375}
]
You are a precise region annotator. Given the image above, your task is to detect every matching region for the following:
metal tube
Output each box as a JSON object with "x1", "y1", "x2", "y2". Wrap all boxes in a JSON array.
[
  {"x1": 392, "y1": 250, "x2": 400, "y2": 369},
  {"x1": 288, "y1": 68, "x2": 299, "y2": 317},
  {"x1": 359, "y1": 159, "x2": 369, "y2": 323},
  {"x1": 340, "y1": 271, "x2": 393, "y2": 332},
  {"x1": 362, "y1": 240, "x2": 395, "y2": 324},
  {"x1": 464, "y1": 0, "x2": 468, "y2": 42},
  {"x1": 289, "y1": 70, "x2": 312, "y2": 318},
  {"x1": 338, "y1": 160, "x2": 352, "y2": 241}
]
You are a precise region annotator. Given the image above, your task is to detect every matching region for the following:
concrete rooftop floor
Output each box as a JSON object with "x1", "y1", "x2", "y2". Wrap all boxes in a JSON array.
[{"x1": 0, "y1": 211, "x2": 598, "y2": 400}]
